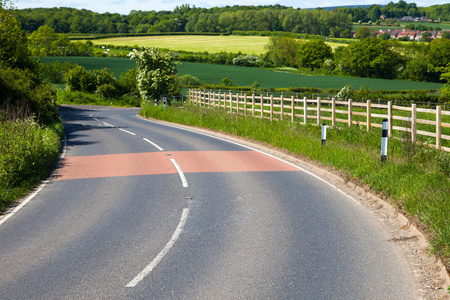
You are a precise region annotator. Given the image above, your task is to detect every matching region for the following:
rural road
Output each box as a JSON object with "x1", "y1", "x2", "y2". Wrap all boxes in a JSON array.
[{"x1": 0, "y1": 105, "x2": 418, "y2": 299}]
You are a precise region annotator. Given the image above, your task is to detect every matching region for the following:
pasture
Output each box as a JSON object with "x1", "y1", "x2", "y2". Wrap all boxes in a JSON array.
[{"x1": 40, "y1": 57, "x2": 444, "y2": 91}]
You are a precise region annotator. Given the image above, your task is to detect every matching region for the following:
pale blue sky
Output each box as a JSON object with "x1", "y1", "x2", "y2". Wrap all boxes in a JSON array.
[{"x1": 12, "y1": 0, "x2": 449, "y2": 15}]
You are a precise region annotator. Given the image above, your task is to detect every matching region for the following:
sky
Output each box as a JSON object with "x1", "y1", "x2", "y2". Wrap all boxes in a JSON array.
[{"x1": 11, "y1": 0, "x2": 450, "y2": 15}]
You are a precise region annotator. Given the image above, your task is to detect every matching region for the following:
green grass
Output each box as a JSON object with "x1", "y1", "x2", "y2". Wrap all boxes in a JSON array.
[
  {"x1": 39, "y1": 57, "x2": 444, "y2": 91},
  {"x1": 139, "y1": 102, "x2": 450, "y2": 274},
  {"x1": 0, "y1": 115, "x2": 63, "y2": 211}
]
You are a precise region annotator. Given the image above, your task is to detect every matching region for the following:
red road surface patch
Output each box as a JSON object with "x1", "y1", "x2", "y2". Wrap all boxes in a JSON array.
[{"x1": 54, "y1": 151, "x2": 298, "y2": 181}]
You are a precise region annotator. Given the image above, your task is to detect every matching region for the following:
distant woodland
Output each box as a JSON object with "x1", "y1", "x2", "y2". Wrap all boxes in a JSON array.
[{"x1": 13, "y1": 1, "x2": 450, "y2": 36}]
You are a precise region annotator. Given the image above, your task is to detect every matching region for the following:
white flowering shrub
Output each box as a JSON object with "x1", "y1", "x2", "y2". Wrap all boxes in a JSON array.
[
  {"x1": 336, "y1": 85, "x2": 353, "y2": 99},
  {"x1": 128, "y1": 47, "x2": 177, "y2": 103}
]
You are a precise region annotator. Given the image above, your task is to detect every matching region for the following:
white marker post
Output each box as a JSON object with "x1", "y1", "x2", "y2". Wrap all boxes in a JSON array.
[
  {"x1": 321, "y1": 123, "x2": 327, "y2": 146},
  {"x1": 381, "y1": 119, "x2": 388, "y2": 163}
]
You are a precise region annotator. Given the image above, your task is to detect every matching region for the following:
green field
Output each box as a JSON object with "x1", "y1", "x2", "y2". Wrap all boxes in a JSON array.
[
  {"x1": 40, "y1": 57, "x2": 444, "y2": 91},
  {"x1": 86, "y1": 35, "x2": 348, "y2": 54},
  {"x1": 40, "y1": 56, "x2": 136, "y2": 77},
  {"x1": 87, "y1": 35, "x2": 270, "y2": 55},
  {"x1": 177, "y1": 62, "x2": 443, "y2": 91}
]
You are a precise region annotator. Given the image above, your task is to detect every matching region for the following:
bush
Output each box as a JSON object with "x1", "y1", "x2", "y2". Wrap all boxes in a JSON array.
[
  {"x1": 0, "y1": 63, "x2": 58, "y2": 124},
  {"x1": 97, "y1": 83, "x2": 119, "y2": 98},
  {"x1": 65, "y1": 65, "x2": 97, "y2": 93},
  {"x1": 177, "y1": 74, "x2": 203, "y2": 87},
  {"x1": 117, "y1": 68, "x2": 138, "y2": 95}
]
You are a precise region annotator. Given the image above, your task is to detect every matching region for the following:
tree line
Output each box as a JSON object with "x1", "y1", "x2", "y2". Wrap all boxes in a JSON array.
[
  {"x1": 336, "y1": 1, "x2": 450, "y2": 22},
  {"x1": 13, "y1": 2, "x2": 450, "y2": 36}
]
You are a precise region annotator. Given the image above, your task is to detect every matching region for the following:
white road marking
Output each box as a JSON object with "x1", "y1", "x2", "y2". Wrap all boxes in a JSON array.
[
  {"x1": 103, "y1": 122, "x2": 115, "y2": 127},
  {"x1": 139, "y1": 117, "x2": 360, "y2": 206},
  {"x1": 170, "y1": 159, "x2": 189, "y2": 188},
  {"x1": 126, "y1": 208, "x2": 190, "y2": 288},
  {"x1": 119, "y1": 128, "x2": 136, "y2": 136},
  {"x1": 143, "y1": 138, "x2": 164, "y2": 151},
  {"x1": 0, "y1": 137, "x2": 68, "y2": 227}
]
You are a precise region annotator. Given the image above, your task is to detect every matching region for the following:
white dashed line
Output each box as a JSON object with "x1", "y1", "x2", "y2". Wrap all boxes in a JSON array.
[
  {"x1": 143, "y1": 138, "x2": 164, "y2": 151},
  {"x1": 170, "y1": 159, "x2": 189, "y2": 188},
  {"x1": 119, "y1": 128, "x2": 136, "y2": 136},
  {"x1": 126, "y1": 208, "x2": 190, "y2": 287}
]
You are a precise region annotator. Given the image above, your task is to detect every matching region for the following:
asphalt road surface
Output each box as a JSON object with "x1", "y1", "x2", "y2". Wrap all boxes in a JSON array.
[{"x1": 0, "y1": 105, "x2": 417, "y2": 299}]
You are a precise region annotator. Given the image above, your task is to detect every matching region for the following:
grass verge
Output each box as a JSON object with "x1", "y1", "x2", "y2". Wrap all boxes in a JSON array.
[
  {"x1": 0, "y1": 115, "x2": 63, "y2": 212},
  {"x1": 140, "y1": 102, "x2": 450, "y2": 273}
]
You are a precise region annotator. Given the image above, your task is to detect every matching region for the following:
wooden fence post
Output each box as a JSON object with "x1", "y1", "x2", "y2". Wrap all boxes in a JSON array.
[
  {"x1": 303, "y1": 97, "x2": 308, "y2": 125},
  {"x1": 229, "y1": 91, "x2": 233, "y2": 113},
  {"x1": 317, "y1": 97, "x2": 321, "y2": 126},
  {"x1": 348, "y1": 98, "x2": 353, "y2": 127},
  {"x1": 332, "y1": 97, "x2": 336, "y2": 127},
  {"x1": 236, "y1": 93, "x2": 240, "y2": 115},
  {"x1": 270, "y1": 95, "x2": 274, "y2": 121},
  {"x1": 411, "y1": 104, "x2": 417, "y2": 143},
  {"x1": 252, "y1": 93, "x2": 255, "y2": 117},
  {"x1": 261, "y1": 94, "x2": 264, "y2": 118},
  {"x1": 203, "y1": 90, "x2": 206, "y2": 107},
  {"x1": 208, "y1": 91, "x2": 211, "y2": 108},
  {"x1": 367, "y1": 100, "x2": 371, "y2": 131},
  {"x1": 244, "y1": 94, "x2": 248, "y2": 115},
  {"x1": 291, "y1": 96, "x2": 295, "y2": 123},
  {"x1": 436, "y1": 106, "x2": 442, "y2": 150},
  {"x1": 388, "y1": 101, "x2": 393, "y2": 137}
]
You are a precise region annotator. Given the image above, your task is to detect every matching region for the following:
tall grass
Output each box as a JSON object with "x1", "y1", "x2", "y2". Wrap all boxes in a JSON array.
[
  {"x1": 140, "y1": 102, "x2": 450, "y2": 271},
  {"x1": 0, "y1": 110, "x2": 63, "y2": 211}
]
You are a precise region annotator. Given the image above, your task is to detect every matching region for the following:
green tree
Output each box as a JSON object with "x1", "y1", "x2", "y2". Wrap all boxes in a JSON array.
[
  {"x1": 265, "y1": 36, "x2": 300, "y2": 68},
  {"x1": 356, "y1": 27, "x2": 371, "y2": 39},
  {"x1": 297, "y1": 39, "x2": 332, "y2": 70},
  {"x1": 64, "y1": 65, "x2": 97, "y2": 93},
  {"x1": 441, "y1": 31, "x2": 450, "y2": 39},
  {"x1": 128, "y1": 47, "x2": 178, "y2": 103},
  {"x1": 28, "y1": 25, "x2": 70, "y2": 57},
  {"x1": 0, "y1": 3, "x2": 36, "y2": 70},
  {"x1": 338, "y1": 38, "x2": 404, "y2": 79}
]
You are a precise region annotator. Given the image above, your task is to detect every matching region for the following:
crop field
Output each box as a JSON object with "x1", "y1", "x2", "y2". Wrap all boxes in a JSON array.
[
  {"x1": 177, "y1": 62, "x2": 443, "y2": 91},
  {"x1": 86, "y1": 35, "x2": 348, "y2": 54},
  {"x1": 40, "y1": 57, "x2": 444, "y2": 91},
  {"x1": 40, "y1": 57, "x2": 136, "y2": 77},
  {"x1": 87, "y1": 35, "x2": 270, "y2": 55}
]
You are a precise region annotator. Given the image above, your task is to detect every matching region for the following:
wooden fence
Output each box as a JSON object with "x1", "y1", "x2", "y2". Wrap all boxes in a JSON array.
[{"x1": 189, "y1": 89, "x2": 450, "y2": 152}]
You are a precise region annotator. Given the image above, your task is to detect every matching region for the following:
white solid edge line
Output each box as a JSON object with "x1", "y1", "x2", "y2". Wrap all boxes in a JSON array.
[
  {"x1": 0, "y1": 137, "x2": 68, "y2": 227},
  {"x1": 119, "y1": 128, "x2": 136, "y2": 136},
  {"x1": 170, "y1": 159, "x2": 189, "y2": 188},
  {"x1": 138, "y1": 117, "x2": 359, "y2": 205},
  {"x1": 143, "y1": 138, "x2": 164, "y2": 151},
  {"x1": 126, "y1": 208, "x2": 190, "y2": 288}
]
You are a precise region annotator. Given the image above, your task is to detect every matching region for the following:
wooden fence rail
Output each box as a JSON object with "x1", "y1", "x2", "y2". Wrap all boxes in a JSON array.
[{"x1": 189, "y1": 89, "x2": 450, "y2": 152}]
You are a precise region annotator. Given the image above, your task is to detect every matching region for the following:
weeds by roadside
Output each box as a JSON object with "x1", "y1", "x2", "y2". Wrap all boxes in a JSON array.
[
  {"x1": 140, "y1": 102, "x2": 450, "y2": 273},
  {"x1": 0, "y1": 110, "x2": 63, "y2": 212}
]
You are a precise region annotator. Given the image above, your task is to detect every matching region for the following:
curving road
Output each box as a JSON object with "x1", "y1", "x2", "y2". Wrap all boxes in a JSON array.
[{"x1": 0, "y1": 105, "x2": 417, "y2": 299}]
